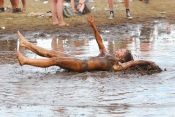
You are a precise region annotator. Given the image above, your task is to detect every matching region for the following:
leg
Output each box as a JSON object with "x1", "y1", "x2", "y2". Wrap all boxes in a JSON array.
[
  {"x1": 15, "y1": 50, "x2": 87, "y2": 72},
  {"x1": 124, "y1": 0, "x2": 129, "y2": 9},
  {"x1": 0, "y1": 0, "x2": 4, "y2": 12},
  {"x1": 107, "y1": 0, "x2": 114, "y2": 19},
  {"x1": 10, "y1": 0, "x2": 22, "y2": 13},
  {"x1": 0, "y1": 0, "x2": 4, "y2": 8},
  {"x1": 51, "y1": 0, "x2": 59, "y2": 25},
  {"x1": 18, "y1": 31, "x2": 69, "y2": 57},
  {"x1": 10, "y1": 0, "x2": 15, "y2": 10},
  {"x1": 77, "y1": 4, "x2": 84, "y2": 15},
  {"x1": 21, "y1": 0, "x2": 26, "y2": 12},
  {"x1": 76, "y1": 0, "x2": 85, "y2": 15},
  {"x1": 56, "y1": 0, "x2": 69, "y2": 26},
  {"x1": 108, "y1": 0, "x2": 113, "y2": 11},
  {"x1": 124, "y1": 0, "x2": 132, "y2": 19},
  {"x1": 15, "y1": 49, "x2": 55, "y2": 67}
]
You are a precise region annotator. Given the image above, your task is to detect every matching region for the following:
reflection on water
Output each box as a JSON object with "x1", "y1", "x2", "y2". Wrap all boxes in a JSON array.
[
  {"x1": 0, "y1": 39, "x2": 17, "y2": 64},
  {"x1": 0, "y1": 21, "x2": 175, "y2": 117}
]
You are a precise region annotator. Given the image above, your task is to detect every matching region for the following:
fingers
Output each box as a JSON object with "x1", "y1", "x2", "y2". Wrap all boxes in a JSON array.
[
  {"x1": 151, "y1": 62, "x2": 159, "y2": 69},
  {"x1": 87, "y1": 15, "x2": 94, "y2": 22},
  {"x1": 91, "y1": 16, "x2": 94, "y2": 21},
  {"x1": 17, "y1": 30, "x2": 22, "y2": 37}
]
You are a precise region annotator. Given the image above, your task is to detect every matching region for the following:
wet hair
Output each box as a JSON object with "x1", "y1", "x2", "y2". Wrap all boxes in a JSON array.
[{"x1": 120, "y1": 50, "x2": 134, "y2": 63}]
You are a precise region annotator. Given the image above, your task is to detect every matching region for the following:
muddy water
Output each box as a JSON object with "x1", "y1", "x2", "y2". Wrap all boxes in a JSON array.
[{"x1": 0, "y1": 21, "x2": 175, "y2": 117}]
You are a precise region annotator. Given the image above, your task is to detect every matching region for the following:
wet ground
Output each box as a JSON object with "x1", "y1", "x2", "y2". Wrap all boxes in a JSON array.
[{"x1": 0, "y1": 20, "x2": 175, "y2": 117}]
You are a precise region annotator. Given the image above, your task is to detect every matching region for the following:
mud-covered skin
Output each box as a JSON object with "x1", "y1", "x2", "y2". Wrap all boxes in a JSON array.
[
  {"x1": 15, "y1": 16, "x2": 162, "y2": 74},
  {"x1": 54, "y1": 55, "x2": 117, "y2": 72},
  {"x1": 87, "y1": 55, "x2": 116, "y2": 71}
]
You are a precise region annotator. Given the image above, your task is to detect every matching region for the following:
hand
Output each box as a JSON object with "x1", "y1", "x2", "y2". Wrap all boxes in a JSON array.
[
  {"x1": 72, "y1": 8, "x2": 77, "y2": 13},
  {"x1": 86, "y1": 16, "x2": 95, "y2": 27},
  {"x1": 77, "y1": 3, "x2": 82, "y2": 10},
  {"x1": 149, "y1": 62, "x2": 161, "y2": 70}
]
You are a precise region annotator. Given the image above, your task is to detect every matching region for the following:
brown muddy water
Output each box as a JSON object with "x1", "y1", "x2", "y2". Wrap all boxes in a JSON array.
[{"x1": 0, "y1": 20, "x2": 175, "y2": 117}]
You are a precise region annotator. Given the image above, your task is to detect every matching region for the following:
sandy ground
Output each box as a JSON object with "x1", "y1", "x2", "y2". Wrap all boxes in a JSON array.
[{"x1": 0, "y1": 0, "x2": 175, "y2": 35}]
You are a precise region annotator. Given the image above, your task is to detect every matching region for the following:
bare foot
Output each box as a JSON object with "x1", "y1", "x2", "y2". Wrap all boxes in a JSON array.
[
  {"x1": 17, "y1": 31, "x2": 28, "y2": 47},
  {"x1": 52, "y1": 18, "x2": 59, "y2": 25},
  {"x1": 59, "y1": 23, "x2": 69, "y2": 27},
  {"x1": 22, "y1": 8, "x2": 26, "y2": 13},
  {"x1": 15, "y1": 49, "x2": 25, "y2": 66},
  {"x1": 53, "y1": 22, "x2": 59, "y2": 25}
]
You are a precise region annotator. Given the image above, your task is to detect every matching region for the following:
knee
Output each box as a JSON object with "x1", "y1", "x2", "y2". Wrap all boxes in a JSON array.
[
  {"x1": 49, "y1": 50, "x2": 57, "y2": 57},
  {"x1": 51, "y1": 57, "x2": 57, "y2": 63}
]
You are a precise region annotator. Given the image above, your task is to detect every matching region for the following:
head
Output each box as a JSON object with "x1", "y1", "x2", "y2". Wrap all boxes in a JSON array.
[{"x1": 113, "y1": 49, "x2": 133, "y2": 63}]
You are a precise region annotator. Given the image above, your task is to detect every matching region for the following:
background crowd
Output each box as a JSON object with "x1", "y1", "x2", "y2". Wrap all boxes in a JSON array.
[
  {"x1": 0, "y1": 0, "x2": 26, "y2": 13},
  {"x1": 0, "y1": 0, "x2": 150, "y2": 27}
]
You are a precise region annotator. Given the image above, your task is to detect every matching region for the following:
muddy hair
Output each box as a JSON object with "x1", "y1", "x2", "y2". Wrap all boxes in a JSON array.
[{"x1": 119, "y1": 50, "x2": 134, "y2": 63}]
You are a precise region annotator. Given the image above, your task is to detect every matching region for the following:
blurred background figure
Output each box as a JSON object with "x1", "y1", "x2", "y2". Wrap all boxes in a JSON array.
[
  {"x1": 10, "y1": 0, "x2": 26, "y2": 13},
  {"x1": 0, "y1": 0, "x2": 4, "y2": 13},
  {"x1": 21, "y1": 0, "x2": 26, "y2": 12},
  {"x1": 108, "y1": 0, "x2": 133, "y2": 19},
  {"x1": 140, "y1": 0, "x2": 149, "y2": 3},
  {"x1": 70, "y1": 0, "x2": 91, "y2": 15},
  {"x1": 50, "y1": 0, "x2": 69, "y2": 26}
]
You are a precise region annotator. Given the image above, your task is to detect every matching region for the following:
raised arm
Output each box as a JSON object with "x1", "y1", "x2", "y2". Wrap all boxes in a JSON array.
[
  {"x1": 87, "y1": 16, "x2": 107, "y2": 53},
  {"x1": 113, "y1": 60, "x2": 161, "y2": 71}
]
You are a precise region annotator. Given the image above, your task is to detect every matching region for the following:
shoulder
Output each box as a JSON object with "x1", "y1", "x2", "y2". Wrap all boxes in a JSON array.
[{"x1": 98, "y1": 52, "x2": 106, "y2": 57}]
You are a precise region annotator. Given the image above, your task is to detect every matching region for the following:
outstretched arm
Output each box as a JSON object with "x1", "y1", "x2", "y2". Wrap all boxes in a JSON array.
[
  {"x1": 87, "y1": 16, "x2": 107, "y2": 53},
  {"x1": 113, "y1": 60, "x2": 161, "y2": 71}
]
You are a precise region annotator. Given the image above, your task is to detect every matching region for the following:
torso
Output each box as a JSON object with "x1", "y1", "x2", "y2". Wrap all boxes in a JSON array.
[{"x1": 87, "y1": 54, "x2": 117, "y2": 71}]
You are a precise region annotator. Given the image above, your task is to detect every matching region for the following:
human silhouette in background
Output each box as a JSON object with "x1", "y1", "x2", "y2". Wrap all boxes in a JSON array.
[
  {"x1": 108, "y1": 0, "x2": 133, "y2": 19},
  {"x1": 51, "y1": 0, "x2": 69, "y2": 26}
]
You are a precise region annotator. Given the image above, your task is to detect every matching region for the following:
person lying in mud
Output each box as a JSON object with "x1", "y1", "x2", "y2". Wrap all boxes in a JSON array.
[{"x1": 15, "y1": 16, "x2": 161, "y2": 73}]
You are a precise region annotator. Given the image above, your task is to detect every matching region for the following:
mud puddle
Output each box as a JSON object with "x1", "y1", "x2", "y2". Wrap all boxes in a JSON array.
[{"x1": 0, "y1": 20, "x2": 175, "y2": 117}]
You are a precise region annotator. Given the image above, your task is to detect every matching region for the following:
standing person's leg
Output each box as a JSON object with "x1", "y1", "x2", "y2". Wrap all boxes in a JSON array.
[
  {"x1": 56, "y1": 0, "x2": 69, "y2": 26},
  {"x1": 76, "y1": 0, "x2": 85, "y2": 15},
  {"x1": 0, "y1": 0, "x2": 4, "y2": 7},
  {"x1": 107, "y1": 0, "x2": 114, "y2": 19},
  {"x1": 124, "y1": 0, "x2": 129, "y2": 9},
  {"x1": 21, "y1": 0, "x2": 26, "y2": 12},
  {"x1": 10, "y1": 0, "x2": 15, "y2": 10},
  {"x1": 51, "y1": 0, "x2": 59, "y2": 25},
  {"x1": 108, "y1": 0, "x2": 113, "y2": 11},
  {"x1": 18, "y1": 31, "x2": 69, "y2": 57},
  {"x1": 77, "y1": 4, "x2": 85, "y2": 15},
  {"x1": 10, "y1": 0, "x2": 22, "y2": 13},
  {"x1": 124, "y1": 0, "x2": 132, "y2": 19},
  {"x1": 50, "y1": 0, "x2": 69, "y2": 26},
  {"x1": 0, "y1": 0, "x2": 4, "y2": 12}
]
